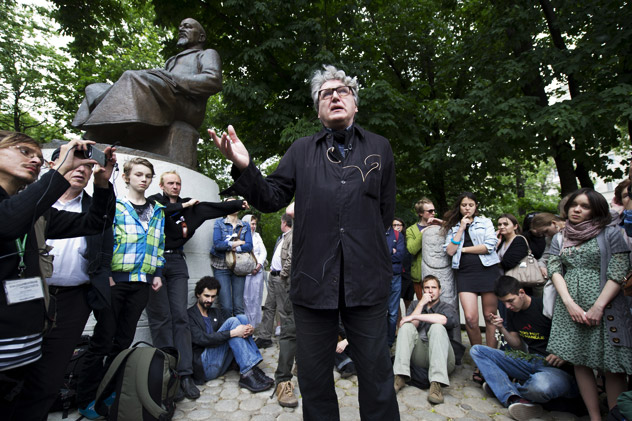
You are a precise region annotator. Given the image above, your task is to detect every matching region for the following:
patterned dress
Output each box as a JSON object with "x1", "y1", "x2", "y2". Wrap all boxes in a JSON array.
[{"x1": 547, "y1": 238, "x2": 632, "y2": 373}]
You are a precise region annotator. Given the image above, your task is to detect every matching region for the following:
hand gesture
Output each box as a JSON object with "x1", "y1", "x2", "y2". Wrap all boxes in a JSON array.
[
  {"x1": 336, "y1": 339, "x2": 349, "y2": 354},
  {"x1": 57, "y1": 139, "x2": 99, "y2": 176},
  {"x1": 92, "y1": 146, "x2": 117, "y2": 188},
  {"x1": 488, "y1": 312, "x2": 504, "y2": 329},
  {"x1": 565, "y1": 300, "x2": 588, "y2": 325},
  {"x1": 183, "y1": 198, "x2": 200, "y2": 208},
  {"x1": 585, "y1": 305, "x2": 604, "y2": 326},
  {"x1": 152, "y1": 276, "x2": 162, "y2": 292},
  {"x1": 545, "y1": 353, "x2": 565, "y2": 367},
  {"x1": 209, "y1": 125, "x2": 250, "y2": 171},
  {"x1": 460, "y1": 215, "x2": 472, "y2": 228}
]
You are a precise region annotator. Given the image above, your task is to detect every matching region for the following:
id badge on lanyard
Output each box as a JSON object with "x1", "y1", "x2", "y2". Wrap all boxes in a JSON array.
[{"x1": 2, "y1": 234, "x2": 45, "y2": 304}]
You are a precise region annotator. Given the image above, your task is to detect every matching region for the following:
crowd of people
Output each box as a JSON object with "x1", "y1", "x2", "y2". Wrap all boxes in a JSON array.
[{"x1": 1, "y1": 63, "x2": 631, "y2": 421}]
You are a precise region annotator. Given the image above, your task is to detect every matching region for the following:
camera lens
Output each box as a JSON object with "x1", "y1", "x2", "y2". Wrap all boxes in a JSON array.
[{"x1": 83, "y1": 145, "x2": 93, "y2": 159}]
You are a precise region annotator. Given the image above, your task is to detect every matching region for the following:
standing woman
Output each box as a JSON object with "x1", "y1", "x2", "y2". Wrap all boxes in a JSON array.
[
  {"x1": 530, "y1": 213, "x2": 565, "y2": 280},
  {"x1": 496, "y1": 214, "x2": 529, "y2": 317},
  {"x1": 547, "y1": 188, "x2": 632, "y2": 420},
  {"x1": 443, "y1": 192, "x2": 500, "y2": 359},
  {"x1": 210, "y1": 201, "x2": 253, "y2": 319},
  {"x1": 386, "y1": 217, "x2": 406, "y2": 348},
  {"x1": 242, "y1": 214, "x2": 267, "y2": 327}
]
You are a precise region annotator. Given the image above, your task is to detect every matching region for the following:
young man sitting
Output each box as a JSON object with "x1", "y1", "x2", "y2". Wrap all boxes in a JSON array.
[
  {"x1": 470, "y1": 276, "x2": 578, "y2": 421},
  {"x1": 188, "y1": 276, "x2": 273, "y2": 392},
  {"x1": 392, "y1": 275, "x2": 464, "y2": 404}
]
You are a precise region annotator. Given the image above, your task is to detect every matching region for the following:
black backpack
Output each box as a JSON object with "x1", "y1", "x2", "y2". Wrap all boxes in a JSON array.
[
  {"x1": 94, "y1": 341, "x2": 179, "y2": 420},
  {"x1": 49, "y1": 335, "x2": 91, "y2": 418}
]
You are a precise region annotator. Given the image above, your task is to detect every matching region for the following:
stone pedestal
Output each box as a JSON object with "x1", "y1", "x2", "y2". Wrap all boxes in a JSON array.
[{"x1": 43, "y1": 144, "x2": 220, "y2": 344}]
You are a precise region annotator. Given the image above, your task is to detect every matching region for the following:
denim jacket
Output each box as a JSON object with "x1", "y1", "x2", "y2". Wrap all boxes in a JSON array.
[
  {"x1": 210, "y1": 217, "x2": 253, "y2": 258},
  {"x1": 443, "y1": 216, "x2": 499, "y2": 269}
]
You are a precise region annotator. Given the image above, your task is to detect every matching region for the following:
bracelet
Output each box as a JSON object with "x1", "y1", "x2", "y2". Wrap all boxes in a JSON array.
[{"x1": 451, "y1": 238, "x2": 461, "y2": 245}]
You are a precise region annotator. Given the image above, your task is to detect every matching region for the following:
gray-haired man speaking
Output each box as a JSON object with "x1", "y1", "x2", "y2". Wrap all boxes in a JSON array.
[{"x1": 210, "y1": 65, "x2": 399, "y2": 421}]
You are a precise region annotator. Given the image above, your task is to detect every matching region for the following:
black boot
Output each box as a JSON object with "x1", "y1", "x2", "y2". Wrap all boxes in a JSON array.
[
  {"x1": 180, "y1": 376, "x2": 201, "y2": 400},
  {"x1": 252, "y1": 366, "x2": 274, "y2": 385},
  {"x1": 238, "y1": 368, "x2": 273, "y2": 393}
]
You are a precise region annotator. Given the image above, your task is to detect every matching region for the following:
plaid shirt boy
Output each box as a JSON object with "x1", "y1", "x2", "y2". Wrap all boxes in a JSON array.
[{"x1": 111, "y1": 198, "x2": 165, "y2": 282}]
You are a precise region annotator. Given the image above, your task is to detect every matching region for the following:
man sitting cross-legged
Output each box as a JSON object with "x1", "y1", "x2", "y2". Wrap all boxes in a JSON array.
[
  {"x1": 393, "y1": 275, "x2": 464, "y2": 404},
  {"x1": 470, "y1": 275, "x2": 578, "y2": 421},
  {"x1": 188, "y1": 276, "x2": 273, "y2": 392}
]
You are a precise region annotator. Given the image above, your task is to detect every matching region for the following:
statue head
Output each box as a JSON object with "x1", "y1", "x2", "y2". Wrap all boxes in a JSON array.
[{"x1": 177, "y1": 18, "x2": 206, "y2": 50}]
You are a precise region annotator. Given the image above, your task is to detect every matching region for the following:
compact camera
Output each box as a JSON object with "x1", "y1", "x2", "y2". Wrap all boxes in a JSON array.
[{"x1": 82, "y1": 144, "x2": 107, "y2": 167}]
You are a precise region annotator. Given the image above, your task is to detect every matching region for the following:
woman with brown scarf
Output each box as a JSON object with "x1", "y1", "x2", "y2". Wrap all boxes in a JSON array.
[{"x1": 547, "y1": 188, "x2": 632, "y2": 421}]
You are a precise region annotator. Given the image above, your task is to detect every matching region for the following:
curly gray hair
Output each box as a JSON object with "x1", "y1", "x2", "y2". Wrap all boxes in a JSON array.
[{"x1": 310, "y1": 65, "x2": 359, "y2": 110}]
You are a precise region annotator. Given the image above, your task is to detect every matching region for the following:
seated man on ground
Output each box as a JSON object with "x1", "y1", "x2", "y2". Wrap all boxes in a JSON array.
[
  {"x1": 470, "y1": 275, "x2": 578, "y2": 421},
  {"x1": 393, "y1": 275, "x2": 464, "y2": 404},
  {"x1": 188, "y1": 276, "x2": 273, "y2": 392}
]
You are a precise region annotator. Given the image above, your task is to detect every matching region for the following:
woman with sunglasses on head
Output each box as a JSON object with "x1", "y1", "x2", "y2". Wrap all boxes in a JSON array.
[
  {"x1": 443, "y1": 192, "x2": 501, "y2": 383},
  {"x1": 547, "y1": 188, "x2": 632, "y2": 420},
  {"x1": 0, "y1": 131, "x2": 116, "y2": 418}
]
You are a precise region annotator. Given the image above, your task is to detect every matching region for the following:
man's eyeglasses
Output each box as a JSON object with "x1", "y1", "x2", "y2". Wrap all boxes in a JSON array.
[
  {"x1": 318, "y1": 86, "x2": 352, "y2": 101},
  {"x1": 10, "y1": 145, "x2": 45, "y2": 165},
  {"x1": 424, "y1": 209, "x2": 436, "y2": 214}
]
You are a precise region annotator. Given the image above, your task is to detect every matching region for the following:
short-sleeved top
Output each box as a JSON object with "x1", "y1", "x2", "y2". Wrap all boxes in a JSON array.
[
  {"x1": 506, "y1": 297, "x2": 551, "y2": 357},
  {"x1": 417, "y1": 300, "x2": 459, "y2": 341}
]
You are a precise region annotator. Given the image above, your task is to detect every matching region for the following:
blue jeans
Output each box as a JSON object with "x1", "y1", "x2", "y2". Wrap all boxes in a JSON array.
[
  {"x1": 200, "y1": 315, "x2": 263, "y2": 380},
  {"x1": 213, "y1": 268, "x2": 246, "y2": 319},
  {"x1": 470, "y1": 345, "x2": 578, "y2": 406},
  {"x1": 387, "y1": 274, "x2": 402, "y2": 347}
]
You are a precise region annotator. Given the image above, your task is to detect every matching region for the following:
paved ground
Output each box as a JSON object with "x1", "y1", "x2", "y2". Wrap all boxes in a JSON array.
[{"x1": 49, "y1": 331, "x2": 591, "y2": 421}]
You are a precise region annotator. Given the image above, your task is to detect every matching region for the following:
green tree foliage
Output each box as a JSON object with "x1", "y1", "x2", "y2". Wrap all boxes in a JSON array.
[
  {"x1": 0, "y1": 1, "x2": 67, "y2": 138},
  {"x1": 18, "y1": 0, "x2": 632, "y2": 220}
]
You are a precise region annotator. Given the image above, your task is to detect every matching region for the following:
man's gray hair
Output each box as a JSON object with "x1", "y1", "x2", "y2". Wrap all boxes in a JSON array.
[{"x1": 310, "y1": 65, "x2": 359, "y2": 110}]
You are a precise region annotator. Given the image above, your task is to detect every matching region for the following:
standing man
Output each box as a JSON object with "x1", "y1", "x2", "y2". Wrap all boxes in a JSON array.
[
  {"x1": 210, "y1": 65, "x2": 399, "y2": 420},
  {"x1": 470, "y1": 276, "x2": 578, "y2": 421},
  {"x1": 254, "y1": 213, "x2": 293, "y2": 349},
  {"x1": 146, "y1": 171, "x2": 245, "y2": 400},
  {"x1": 10, "y1": 146, "x2": 115, "y2": 420},
  {"x1": 254, "y1": 212, "x2": 299, "y2": 407},
  {"x1": 392, "y1": 275, "x2": 464, "y2": 404},
  {"x1": 406, "y1": 198, "x2": 442, "y2": 300}
]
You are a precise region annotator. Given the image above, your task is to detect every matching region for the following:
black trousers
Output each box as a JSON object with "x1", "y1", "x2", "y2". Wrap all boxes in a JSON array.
[
  {"x1": 293, "y1": 301, "x2": 399, "y2": 421},
  {"x1": 10, "y1": 284, "x2": 92, "y2": 421},
  {"x1": 76, "y1": 282, "x2": 149, "y2": 408},
  {"x1": 146, "y1": 253, "x2": 193, "y2": 376}
]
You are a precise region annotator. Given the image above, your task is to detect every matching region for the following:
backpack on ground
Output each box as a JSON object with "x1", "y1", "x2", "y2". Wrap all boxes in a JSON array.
[
  {"x1": 94, "y1": 341, "x2": 179, "y2": 421},
  {"x1": 49, "y1": 335, "x2": 91, "y2": 418}
]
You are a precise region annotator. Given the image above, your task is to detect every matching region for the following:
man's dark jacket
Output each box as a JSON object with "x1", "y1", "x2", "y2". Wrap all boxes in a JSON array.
[
  {"x1": 224, "y1": 124, "x2": 396, "y2": 309},
  {"x1": 147, "y1": 193, "x2": 244, "y2": 250},
  {"x1": 0, "y1": 171, "x2": 115, "y2": 340},
  {"x1": 187, "y1": 304, "x2": 231, "y2": 382},
  {"x1": 81, "y1": 193, "x2": 114, "y2": 310}
]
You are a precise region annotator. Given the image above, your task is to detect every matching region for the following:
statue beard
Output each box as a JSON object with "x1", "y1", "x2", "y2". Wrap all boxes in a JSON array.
[{"x1": 176, "y1": 37, "x2": 190, "y2": 48}]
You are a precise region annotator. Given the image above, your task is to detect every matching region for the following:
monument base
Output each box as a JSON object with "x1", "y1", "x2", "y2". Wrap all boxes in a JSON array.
[{"x1": 43, "y1": 145, "x2": 221, "y2": 344}]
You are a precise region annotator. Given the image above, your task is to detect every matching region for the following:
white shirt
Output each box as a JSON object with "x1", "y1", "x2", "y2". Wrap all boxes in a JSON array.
[
  {"x1": 46, "y1": 192, "x2": 90, "y2": 286},
  {"x1": 270, "y1": 231, "x2": 289, "y2": 272}
]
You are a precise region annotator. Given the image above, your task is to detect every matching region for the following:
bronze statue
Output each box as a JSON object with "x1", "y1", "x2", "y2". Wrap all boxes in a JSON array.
[{"x1": 72, "y1": 18, "x2": 221, "y2": 167}]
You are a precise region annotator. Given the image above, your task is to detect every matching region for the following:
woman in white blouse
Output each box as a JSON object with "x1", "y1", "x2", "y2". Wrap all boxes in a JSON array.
[{"x1": 242, "y1": 214, "x2": 267, "y2": 327}]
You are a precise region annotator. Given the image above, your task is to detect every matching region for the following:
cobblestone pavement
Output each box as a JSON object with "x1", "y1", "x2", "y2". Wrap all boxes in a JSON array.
[{"x1": 49, "y1": 332, "x2": 590, "y2": 421}]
